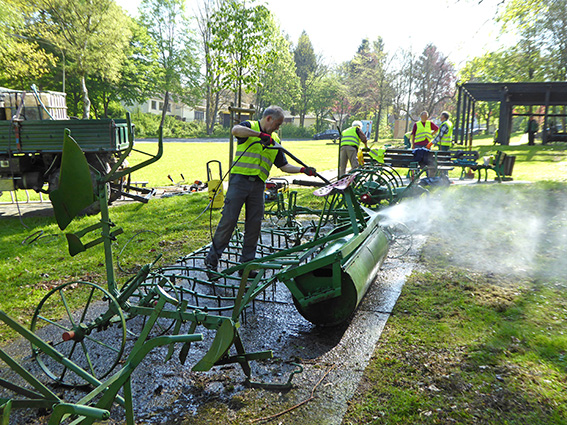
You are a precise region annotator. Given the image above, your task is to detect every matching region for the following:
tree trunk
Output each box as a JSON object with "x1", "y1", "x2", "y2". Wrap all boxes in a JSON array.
[{"x1": 81, "y1": 75, "x2": 91, "y2": 119}]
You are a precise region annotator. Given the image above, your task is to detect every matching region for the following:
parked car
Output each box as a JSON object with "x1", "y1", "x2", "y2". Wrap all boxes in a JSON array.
[
  {"x1": 472, "y1": 126, "x2": 487, "y2": 135},
  {"x1": 313, "y1": 129, "x2": 340, "y2": 141}
]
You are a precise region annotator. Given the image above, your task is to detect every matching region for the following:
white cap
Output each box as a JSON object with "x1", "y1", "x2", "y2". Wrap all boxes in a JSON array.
[{"x1": 352, "y1": 120, "x2": 362, "y2": 128}]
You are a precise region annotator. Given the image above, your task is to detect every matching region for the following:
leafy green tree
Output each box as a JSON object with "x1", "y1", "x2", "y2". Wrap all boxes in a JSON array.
[
  {"x1": 347, "y1": 37, "x2": 394, "y2": 140},
  {"x1": 330, "y1": 63, "x2": 354, "y2": 130},
  {"x1": 139, "y1": 0, "x2": 201, "y2": 107},
  {"x1": 196, "y1": 0, "x2": 223, "y2": 134},
  {"x1": 498, "y1": 0, "x2": 545, "y2": 81},
  {"x1": 254, "y1": 30, "x2": 300, "y2": 115},
  {"x1": 25, "y1": 0, "x2": 131, "y2": 118},
  {"x1": 310, "y1": 74, "x2": 341, "y2": 132},
  {"x1": 207, "y1": 0, "x2": 280, "y2": 109},
  {"x1": 293, "y1": 31, "x2": 326, "y2": 127},
  {"x1": 542, "y1": 0, "x2": 567, "y2": 79},
  {"x1": 86, "y1": 20, "x2": 159, "y2": 118},
  {"x1": 0, "y1": 1, "x2": 56, "y2": 88}
]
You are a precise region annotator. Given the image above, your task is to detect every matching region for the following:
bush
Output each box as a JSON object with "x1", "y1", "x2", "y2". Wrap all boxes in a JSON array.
[
  {"x1": 129, "y1": 111, "x2": 231, "y2": 139},
  {"x1": 279, "y1": 123, "x2": 314, "y2": 140}
]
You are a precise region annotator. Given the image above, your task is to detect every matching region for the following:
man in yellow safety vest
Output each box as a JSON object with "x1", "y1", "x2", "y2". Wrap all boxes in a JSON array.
[
  {"x1": 339, "y1": 120, "x2": 368, "y2": 177},
  {"x1": 431, "y1": 111, "x2": 453, "y2": 151},
  {"x1": 411, "y1": 111, "x2": 438, "y2": 149},
  {"x1": 205, "y1": 106, "x2": 317, "y2": 278}
]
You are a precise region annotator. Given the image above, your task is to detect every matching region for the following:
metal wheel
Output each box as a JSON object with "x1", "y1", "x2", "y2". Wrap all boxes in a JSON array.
[
  {"x1": 383, "y1": 221, "x2": 413, "y2": 258},
  {"x1": 351, "y1": 169, "x2": 395, "y2": 208},
  {"x1": 123, "y1": 275, "x2": 180, "y2": 336},
  {"x1": 30, "y1": 281, "x2": 126, "y2": 386},
  {"x1": 376, "y1": 165, "x2": 403, "y2": 187}
]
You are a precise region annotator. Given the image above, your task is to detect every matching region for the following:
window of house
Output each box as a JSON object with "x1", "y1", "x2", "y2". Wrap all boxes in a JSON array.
[
  {"x1": 151, "y1": 100, "x2": 157, "y2": 110},
  {"x1": 194, "y1": 111, "x2": 204, "y2": 121}
]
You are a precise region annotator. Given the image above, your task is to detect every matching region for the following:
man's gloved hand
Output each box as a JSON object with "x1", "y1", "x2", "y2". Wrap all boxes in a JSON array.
[
  {"x1": 361, "y1": 147, "x2": 370, "y2": 152},
  {"x1": 300, "y1": 166, "x2": 317, "y2": 176},
  {"x1": 259, "y1": 132, "x2": 273, "y2": 146}
]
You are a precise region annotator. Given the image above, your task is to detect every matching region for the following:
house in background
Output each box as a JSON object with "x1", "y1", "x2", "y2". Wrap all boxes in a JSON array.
[
  {"x1": 125, "y1": 94, "x2": 321, "y2": 130},
  {"x1": 123, "y1": 96, "x2": 205, "y2": 122}
]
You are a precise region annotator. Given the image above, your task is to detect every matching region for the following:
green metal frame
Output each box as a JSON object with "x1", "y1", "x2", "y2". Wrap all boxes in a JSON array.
[
  {"x1": 0, "y1": 288, "x2": 202, "y2": 425},
  {"x1": 0, "y1": 112, "x2": 398, "y2": 423}
]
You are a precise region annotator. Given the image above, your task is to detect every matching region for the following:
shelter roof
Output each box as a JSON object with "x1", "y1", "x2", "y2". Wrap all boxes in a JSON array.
[{"x1": 461, "y1": 82, "x2": 567, "y2": 105}]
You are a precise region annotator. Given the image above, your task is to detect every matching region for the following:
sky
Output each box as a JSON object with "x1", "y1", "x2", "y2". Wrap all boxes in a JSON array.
[{"x1": 116, "y1": 0, "x2": 509, "y2": 70}]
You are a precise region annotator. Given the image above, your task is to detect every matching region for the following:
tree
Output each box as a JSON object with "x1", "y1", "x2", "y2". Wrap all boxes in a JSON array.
[
  {"x1": 330, "y1": 62, "x2": 354, "y2": 130},
  {"x1": 310, "y1": 75, "x2": 341, "y2": 132},
  {"x1": 25, "y1": 0, "x2": 132, "y2": 118},
  {"x1": 293, "y1": 31, "x2": 326, "y2": 127},
  {"x1": 254, "y1": 32, "x2": 300, "y2": 115},
  {"x1": 347, "y1": 37, "x2": 394, "y2": 140},
  {"x1": 139, "y1": 0, "x2": 201, "y2": 106},
  {"x1": 85, "y1": 20, "x2": 160, "y2": 118},
  {"x1": 0, "y1": 0, "x2": 56, "y2": 87},
  {"x1": 207, "y1": 0, "x2": 280, "y2": 109},
  {"x1": 497, "y1": 0, "x2": 567, "y2": 80},
  {"x1": 390, "y1": 48, "x2": 414, "y2": 131},
  {"x1": 412, "y1": 44, "x2": 456, "y2": 116},
  {"x1": 196, "y1": 0, "x2": 223, "y2": 134}
]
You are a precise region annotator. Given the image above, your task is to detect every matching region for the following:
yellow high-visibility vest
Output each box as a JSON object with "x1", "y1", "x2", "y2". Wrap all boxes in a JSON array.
[
  {"x1": 341, "y1": 126, "x2": 362, "y2": 147},
  {"x1": 439, "y1": 120, "x2": 453, "y2": 146},
  {"x1": 415, "y1": 121, "x2": 433, "y2": 144},
  {"x1": 232, "y1": 121, "x2": 279, "y2": 182}
]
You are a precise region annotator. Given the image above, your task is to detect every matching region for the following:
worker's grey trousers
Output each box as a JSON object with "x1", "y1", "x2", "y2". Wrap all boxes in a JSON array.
[
  {"x1": 339, "y1": 145, "x2": 359, "y2": 177},
  {"x1": 205, "y1": 174, "x2": 265, "y2": 268}
]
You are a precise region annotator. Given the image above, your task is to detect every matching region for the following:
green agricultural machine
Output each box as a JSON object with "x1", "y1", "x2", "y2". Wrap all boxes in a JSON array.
[{"x1": 0, "y1": 112, "x2": 409, "y2": 423}]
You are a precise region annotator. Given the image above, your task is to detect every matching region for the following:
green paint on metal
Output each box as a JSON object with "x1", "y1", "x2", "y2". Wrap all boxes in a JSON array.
[
  {"x1": 192, "y1": 320, "x2": 235, "y2": 372},
  {"x1": 0, "y1": 400, "x2": 11, "y2": 425},
  {"x1": 49, "y1": 129, "x2": 94, "y2": 230}
]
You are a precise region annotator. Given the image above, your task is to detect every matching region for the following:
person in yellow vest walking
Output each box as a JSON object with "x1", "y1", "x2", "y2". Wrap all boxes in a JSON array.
[
  {"x1": 431, "y1": 111, "x2": 453, "y2": 152},
  {"x1": 205, "y1": 106, "x2": 317, "y2": 278},
  {"x1": 411, "y1": 111, "x2": 438, "y2": 149},
  {"x1": 339, "y1": 120, "x2": 368, "y2": 177}
]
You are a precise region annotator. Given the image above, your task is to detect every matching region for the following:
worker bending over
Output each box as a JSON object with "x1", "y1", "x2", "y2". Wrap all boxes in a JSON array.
[{"x1": 339, "y1": 120, "x2": 368, "y2": 177}]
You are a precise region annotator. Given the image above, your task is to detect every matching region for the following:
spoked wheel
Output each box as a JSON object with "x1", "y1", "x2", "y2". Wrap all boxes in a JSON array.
[
  {"x1": 352, "y1": 169, "x2": 395, "y2": 208},
  {"x1": 382, "y1": 221, "x2": 413, "y2": 258},
  {"x1": 30, "y1": 281, "x2": 126, "y2": 386},
  {"x1": 376, "y1": 165, "x2": 403, "y2": 188},
  {"x1": 123, "y1": 275, "x2": 180, "y2": 336},
  {"x1": 266, "y1": 202, "x2": 295, "y2": 229}
]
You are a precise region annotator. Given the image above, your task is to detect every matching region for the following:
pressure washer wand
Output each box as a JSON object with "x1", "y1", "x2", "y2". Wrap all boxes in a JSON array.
[{"x1": 266, "y1": 142, "x2": 331, "y2": 184}]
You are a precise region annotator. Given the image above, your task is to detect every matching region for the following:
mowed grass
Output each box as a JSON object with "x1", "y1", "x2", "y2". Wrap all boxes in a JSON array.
[
  {"x1": 344, "y1": 182, "x2": 567, "y2": 424},
  {"x1": 126, "y1": 138, "x2": 342, "y2": 186}
]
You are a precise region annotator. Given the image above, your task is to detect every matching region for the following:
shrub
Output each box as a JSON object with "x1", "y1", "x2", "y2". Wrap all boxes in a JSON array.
[{"x1": 279, "y1": 123, "x2": 314, "y2": 140}]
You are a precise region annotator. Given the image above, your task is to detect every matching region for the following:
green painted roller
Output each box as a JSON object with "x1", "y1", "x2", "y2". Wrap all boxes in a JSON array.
[{"x1": 281, "y1": 214, "x2": 389, "y2": 326}]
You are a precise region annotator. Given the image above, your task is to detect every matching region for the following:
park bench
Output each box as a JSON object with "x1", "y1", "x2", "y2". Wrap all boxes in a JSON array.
[
  {"x1": 363, "y1": 148, "x2": 514, "y2": 183},
  {"x1": 467, "y1": 150, "x2": 515, "y2": 182},
  {"x1": 363, "y1": 148, "x2": 464, "y2": 180}
]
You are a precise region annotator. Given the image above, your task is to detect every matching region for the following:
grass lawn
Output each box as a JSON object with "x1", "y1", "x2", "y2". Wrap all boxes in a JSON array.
[
  {"x1": 1, "y1": 132, "x2": 567, "y2": 423},
  {"x1": 343, "y1": 182, "x2": 567, "y2": 424}
]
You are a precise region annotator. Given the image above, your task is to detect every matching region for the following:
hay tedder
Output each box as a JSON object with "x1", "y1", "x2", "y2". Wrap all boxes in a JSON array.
[{"x1": 0, "y1": 116, "x2": 413, "y2": 424}]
